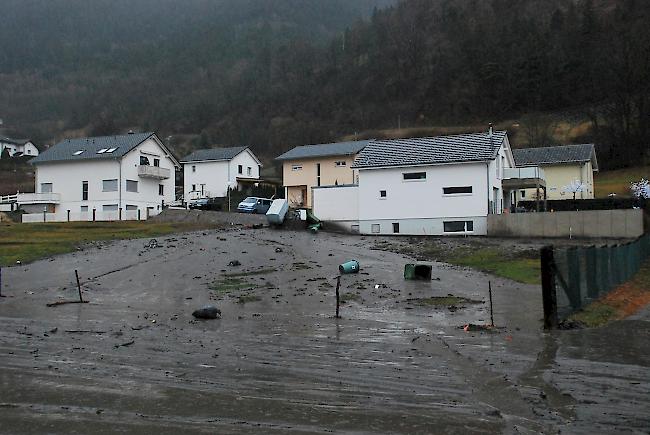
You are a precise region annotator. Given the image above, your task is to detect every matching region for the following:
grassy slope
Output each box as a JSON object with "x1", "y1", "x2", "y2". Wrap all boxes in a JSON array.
[
  {"x1": 0, "y1": 221, "x2": 217, "y2": 266},
  {"x1": 594, "y1": 165, "x2": 650, "y2": 198},
  {"x1": 570, "y1": 259, "x2": 650, "y2": 327}
]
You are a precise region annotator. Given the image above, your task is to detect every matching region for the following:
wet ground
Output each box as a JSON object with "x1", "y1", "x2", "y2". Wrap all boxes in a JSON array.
[{"x1": 0, "y1": 227, "x2": 649, "y2": 434}]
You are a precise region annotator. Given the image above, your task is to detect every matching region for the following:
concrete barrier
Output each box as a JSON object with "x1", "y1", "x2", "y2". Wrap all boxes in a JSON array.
[{"x1": 488, "y1": 209, "x2": 644, "y2": 239}]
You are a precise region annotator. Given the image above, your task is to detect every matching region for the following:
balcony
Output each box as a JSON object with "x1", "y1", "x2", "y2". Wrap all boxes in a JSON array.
[
  {"x1": 17, "y1": 192, "x2": 61, "y2": 204},
  {"x1": 502, "y1": 166, "x2": 546, "y2": 190},
  {"x1": 138, "y1": 165, "x2": 171, "y2": 179}
]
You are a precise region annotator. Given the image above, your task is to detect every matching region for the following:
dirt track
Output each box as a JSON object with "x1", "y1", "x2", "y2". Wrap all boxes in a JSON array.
[{"x1": 0, "y1": 227, "x2": 648, "y2": 434}]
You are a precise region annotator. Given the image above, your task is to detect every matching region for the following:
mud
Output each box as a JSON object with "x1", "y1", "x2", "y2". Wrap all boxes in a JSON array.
[{"x1": 0, "y1": 228, "x2": 649, "y2": 434}]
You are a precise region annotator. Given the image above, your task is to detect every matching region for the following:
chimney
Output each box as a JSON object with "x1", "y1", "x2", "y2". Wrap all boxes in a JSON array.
[
  {"x1": 128, "y1": 130, "x2": 134, "y2": 135},
  {"x1": 488, "y1": 123, "x2": 493, "y2": 138}
]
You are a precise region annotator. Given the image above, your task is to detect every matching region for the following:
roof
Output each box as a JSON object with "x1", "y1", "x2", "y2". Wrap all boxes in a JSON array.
[
  {"x1": 351, "y1": 131, "x2": 507, "y2": 169},
  {"x1": 29, "y1": 132, "x2": 170, "y2": 164},
  {"x1": 512, "y1": 144, "x2": 598, "y2": 170},
  {"x1": 0, "y1": 136, "x2": 32, "y2": 146},
  {"x1": 275, "y1": 140, "x2": 370, "y2": 161},
  {"x1": 181, "y1": 146, "x2": 250, "y2": 163}
]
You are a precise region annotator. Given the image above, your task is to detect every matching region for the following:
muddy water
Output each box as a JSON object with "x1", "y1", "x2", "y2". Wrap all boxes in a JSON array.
[{"x1": 0, "y1": 228, "x2": 648, "y2": 434}]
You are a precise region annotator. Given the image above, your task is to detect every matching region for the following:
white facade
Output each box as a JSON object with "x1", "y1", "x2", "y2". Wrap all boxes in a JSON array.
[
  {"x1": 183, "y1": 148, "x2": 261, "y2": 201},
  {"x1": 312, "y1": 185, "x2": 359, "y2": 232},
  {"x1": 27, "y1": 137, "x2": 177, "y2": 221},
  {"x1": 0, "y1": 139, "x2": 39, "y2": 158},
  {"x1": 312, "y1": 135, "x2": 516, "y2": 236}
]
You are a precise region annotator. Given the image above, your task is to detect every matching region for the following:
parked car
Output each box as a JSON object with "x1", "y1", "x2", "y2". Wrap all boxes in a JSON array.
[
  {"x1": 237, "y1": 197, "x2": 273, "y2": 214},
  {"x1": 189, "y1": 198, "x2": 222, "y2": 211}
]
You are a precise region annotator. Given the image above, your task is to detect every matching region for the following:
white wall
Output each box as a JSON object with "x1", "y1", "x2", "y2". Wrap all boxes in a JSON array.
[
  {"x1": 21, "y1": 142, "x2": 39, "y2": 157},
  {"x1": 183, "y1": 149, "x2": 260, "y2": 200},
  {"x1": 312, "y1": 185, "x2": 359, "y2": 221},
  {"x1": 31, "y1": 137, "x2": 176, "y2": 221}
]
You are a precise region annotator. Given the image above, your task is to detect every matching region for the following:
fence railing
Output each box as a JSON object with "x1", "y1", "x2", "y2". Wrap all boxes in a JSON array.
[
  {"x1": 21, "y1": 210, "x2": 151, "y2": 223},
  {"x1": 541, "y1": 233, "x2": 650, "y2": 328}
]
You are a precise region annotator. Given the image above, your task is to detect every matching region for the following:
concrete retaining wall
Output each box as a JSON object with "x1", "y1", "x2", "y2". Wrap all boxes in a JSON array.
[{"x1": 488, "y1": 209, "x2": 644, "y2": 238}]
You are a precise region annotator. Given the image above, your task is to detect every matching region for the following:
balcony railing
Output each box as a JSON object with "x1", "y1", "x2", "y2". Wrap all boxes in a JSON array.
[
  {"x1": 503, "y1": 166, "x2": 545, "y2": 180},
  {"x1": 138, "y1": 165, "x2": 171, "y2": 179},
  {"x1": 17, "y1": 192, "x2": 61, "y2": 204}
]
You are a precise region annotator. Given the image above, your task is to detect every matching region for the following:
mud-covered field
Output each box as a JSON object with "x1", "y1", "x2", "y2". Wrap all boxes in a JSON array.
[{"x1": 1, "y1": 227, "x2": 649, "y2": 434}]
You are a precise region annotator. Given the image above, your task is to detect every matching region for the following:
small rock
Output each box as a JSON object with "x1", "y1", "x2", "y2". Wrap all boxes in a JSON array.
[
  {"x1": 275, "y1": 247, "x2": 283, "y2": 253},
  {"x1": 228, "y1": 260, "x2": 241, "y2": 267},
  {"x1": 192, "y1": 306, "x2": 222, "y2": 320}
]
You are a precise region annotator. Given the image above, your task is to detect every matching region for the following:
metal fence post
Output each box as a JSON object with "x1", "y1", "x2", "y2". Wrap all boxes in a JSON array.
[{"x1": 541, "y1": 246, "x2": 558, "y2": 329}]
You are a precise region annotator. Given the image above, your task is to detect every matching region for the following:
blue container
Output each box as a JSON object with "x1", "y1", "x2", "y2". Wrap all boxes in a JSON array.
[{"x1": 339, "y1": 260, "x2": 360, "y2": 274}]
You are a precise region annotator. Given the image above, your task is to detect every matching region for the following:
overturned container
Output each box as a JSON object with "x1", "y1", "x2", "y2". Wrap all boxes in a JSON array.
[
  {"x1": 266, "y1": 199, "x2": 289, "y2": 225},
  {"x1": 339, "y1": 260, "x2": 360, "y2": 274},
  {"x1": 404, "y1": 264, "x2": 432, "y2": 280}
]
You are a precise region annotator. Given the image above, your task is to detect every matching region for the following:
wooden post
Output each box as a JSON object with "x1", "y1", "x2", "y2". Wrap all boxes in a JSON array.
[
  {"x1": 488, "y1": 281, "x2": 494, "y2": 327},
  {"x1": 335, "y1": 275, "x2": 341, "y2": 318},
  {"x1": 541, "y1": 246, "x2": 558, "y2": 329},
  {"x1": 92, "y1": 208, "x2": 96, "y2": 222},
  {"x1": 75, "y1": 270, "x2": 84, "y2": 303}
]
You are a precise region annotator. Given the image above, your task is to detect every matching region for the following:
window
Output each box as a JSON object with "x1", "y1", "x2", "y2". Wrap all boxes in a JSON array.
[
  {"x1": 247, "y1": 167, "x2": 252, "y2": 176},
  {"x1": 403, "y1": 172, "x2": 426, "y2": 181},
  {"x1": 106, "y1": 147, "x2": 118, "y2": 153},
  {"x1": 238, "y1": 165, "x2": 243, "y2": 174},
  {"x1": 335, "y1": 161, "x2": 346, "y2": 167},
  {"x1": 443, "y1": 186, "x2": 473, "y2": 195},
  {"x1": 392, "y1": 223, "x2": 400, "y2": 233},
  {"x1": 192, "y1": 165, "x2": 196, "y2": 173},
  {"x1": 26, "y1": 150, "x2": 31, "y2": 155},
  {"x1": 103, "y1": 204, "x2": 118, "y2": 212},
  {"x1": 80, "y1": 206, "x2": 88, "y2": 213},
  {"x1": 292, "y1": 164, "x2": 302, "y2": 171},
  {"x1": 316, "y1": 163, "x2": 321, "y2": 187},
  {"x1": 40, "y1": 183, "x2": 52, "y2": 193},
  {"x1": 126, "y1": 205, "x2": 137, "y2": 211},
  {"x1": 158, "y1": 184, "x2": 164, "y2": 196},
  {"x1": 351, "y1": 224, "x2": 360, "y2": 233},
  {"x1": 379, "y1": 190, "x2": 387, "y2": 198},
  {"x1": 153, "y1": 158, "x2": 160, "y2": 167},
  {"x1": 82, "y1": 181, "x2": 88, "y2": 200},
  {"x1": 140, "y1": 156, "x2": 150, "y2": 166},
  {"x1": 191, "y1": 184, "x2": 196, "y2": 191},
  {"x1": 443, "y1": 221, "x2": 474, "y2": 233},
  {"x1": 97, "y1": 148, "x2": 108, "y2": 154},
  {"x1": 126, "y1": 180, "x2": 138, "y2": 192},
  {"x1": 102, "y1": 179, "x2": 118, "y2": 192},
  {"x1": 371, "y1": 224, "x2": 381, "y2": 234},
  {"x1": 73, "y1": 150, "x2": 84, "y2": 156},
  {"x1": 520, "y1": 190, "x2": 526, "y2": 198}
]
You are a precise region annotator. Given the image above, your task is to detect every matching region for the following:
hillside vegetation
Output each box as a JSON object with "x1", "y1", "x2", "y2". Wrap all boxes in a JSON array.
[{"x1": 0, "y1": 0, "x2": 648, "y2": 170}]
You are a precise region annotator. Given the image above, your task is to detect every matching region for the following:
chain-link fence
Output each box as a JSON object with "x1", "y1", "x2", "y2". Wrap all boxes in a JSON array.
[{"x1": 541, "y1": 234, "x2": 650, "y2": 328}]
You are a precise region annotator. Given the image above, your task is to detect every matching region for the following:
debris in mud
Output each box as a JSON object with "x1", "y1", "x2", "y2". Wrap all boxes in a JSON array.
[
  {"x1": 237, "y1": 295, "x2": 261, "y2": 304},
  {"x1": 275, "y1": 247, "x2": 283, "y2": 253},
  {"x1": 114, "y1": 340, "x2": 135, "y2": 348},
  {"x1": 228, "y1": 260, "x2": 241, "y2": 267},
  {"x1": 407, "y1": 296, "x2": 483, "y2": 307},
  {"x1": 558, "y1": 319, "x2": 585, "y2": 330},
  {"x1": 404, "y1": 264, "x2": 432, "y2": 280},
  {"x1": 145, "y1": 239, "x2": 159, "y2": 249},
  {"x1": 192, "y1": 305, "x2": 222, "y2": 319},
  {"x1": 462, "y1": 324, "x2": 495, "y2": 332}
]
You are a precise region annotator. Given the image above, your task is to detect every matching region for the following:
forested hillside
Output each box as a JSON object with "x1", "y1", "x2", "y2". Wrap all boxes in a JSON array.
[{"x1": 1, "y1": 0, "x2": 648, "y2": 169}]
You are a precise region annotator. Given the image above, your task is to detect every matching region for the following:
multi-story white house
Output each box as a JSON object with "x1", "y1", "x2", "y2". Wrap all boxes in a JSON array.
[
  {"x1": 0, "y1": 136, "x2": 39, "y2": 158},
  {"x1": 181, "y1": 146, "x2": 261, "y2": 202},
  {"x1": 313, "y1": 129, "x2": 526, "y2": 235},
  {"x1": 22, "y1": 132, "x2": 179, "y2": 222}
]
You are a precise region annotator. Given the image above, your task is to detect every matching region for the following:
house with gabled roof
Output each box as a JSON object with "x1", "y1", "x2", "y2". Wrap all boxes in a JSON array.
[
  {"x1": 181, "y1": 146, "x2": 261, "y2": 203},
  {"x1": 312, "y1": 128, "x2": 526, "y2": 235},
  {"x1": 275, "y1": 140, "x2": 370, "y2": 208},
  {"x1": 512, "y1": 144, "x2": 598, "y2": 200},
  {"x1": 21, "y1": 132, "x2": 179, "y2": 222},
  {"x1": 0, "y1": 136, "x2": 39, "y2": 158}
]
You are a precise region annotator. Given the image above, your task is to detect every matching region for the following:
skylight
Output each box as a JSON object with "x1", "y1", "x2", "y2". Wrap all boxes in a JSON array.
[
  {"x1": 97, "y1": 148, "x2": 109, "y2": 154},
  {"x1": 106, "y1": 147, "x2": 118, "y2": 153},
  {"x1": 73, "y1": 150, "x2": 84, "y2": 156}
]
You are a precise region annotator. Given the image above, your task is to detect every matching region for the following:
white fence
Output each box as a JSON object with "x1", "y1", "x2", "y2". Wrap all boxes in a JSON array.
[{"x1": 21, "y1": 210, "x2": 153, "y2": 223}]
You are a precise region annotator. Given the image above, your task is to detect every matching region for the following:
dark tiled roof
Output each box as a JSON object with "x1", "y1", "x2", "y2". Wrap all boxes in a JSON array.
[
  {"x1": 181, "y1": 146, "x2": 249, "y2": 162},
  {"x1": 351, "y1": 131, "x2": 507, "y2": 168},
  {"x1": 0, "y1": 136, "x2": 31, "y2": 146},
  {"x1": 275, "y1": 140, "x2": 370, "y2": 161},
  {"x1": 513, "y1": 144, "x2": 596, "y2": 167},
  {"x1": 29, "y1": 132, "x2": 155, "y2": 164}
]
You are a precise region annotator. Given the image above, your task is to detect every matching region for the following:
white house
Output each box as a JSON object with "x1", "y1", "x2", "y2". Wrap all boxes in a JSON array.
[
  {"x1": 181, "y1": 146, "x2": 261, "y2": 202},
  {"x1": 22, "y1": 132, "x2": 179, "y2": 222},
  {"x1": 313, "y1": 129, "x2": 520, "y2": 235},
  {"x1": 0, "y1": 136, "x2": 39, "y2": 158}
]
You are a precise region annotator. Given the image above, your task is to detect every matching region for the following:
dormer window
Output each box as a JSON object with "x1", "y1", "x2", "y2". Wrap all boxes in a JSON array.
[
  {"x1": 97, "y1": 148, "x2": 109, "y2": 154},
  {"x1": 106, "y1": 147, "x2": 118, "y2": 153},
  {"x1": 73, "y1": 150, "x2": 84, "y2": 156}
]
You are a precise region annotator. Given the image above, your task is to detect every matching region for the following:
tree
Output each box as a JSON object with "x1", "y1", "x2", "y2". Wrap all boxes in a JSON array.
[
  {"x1": 630, "y1": 179, "x2": 650, "y2": 199},
  {"x1": 562, "y1": 179, "x2": 587, "y2": 201}
]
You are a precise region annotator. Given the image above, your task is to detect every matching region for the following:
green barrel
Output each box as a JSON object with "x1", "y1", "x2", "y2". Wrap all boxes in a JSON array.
[{"x1": 339, "y1": 260, "x2": 360, "y2": 274}]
